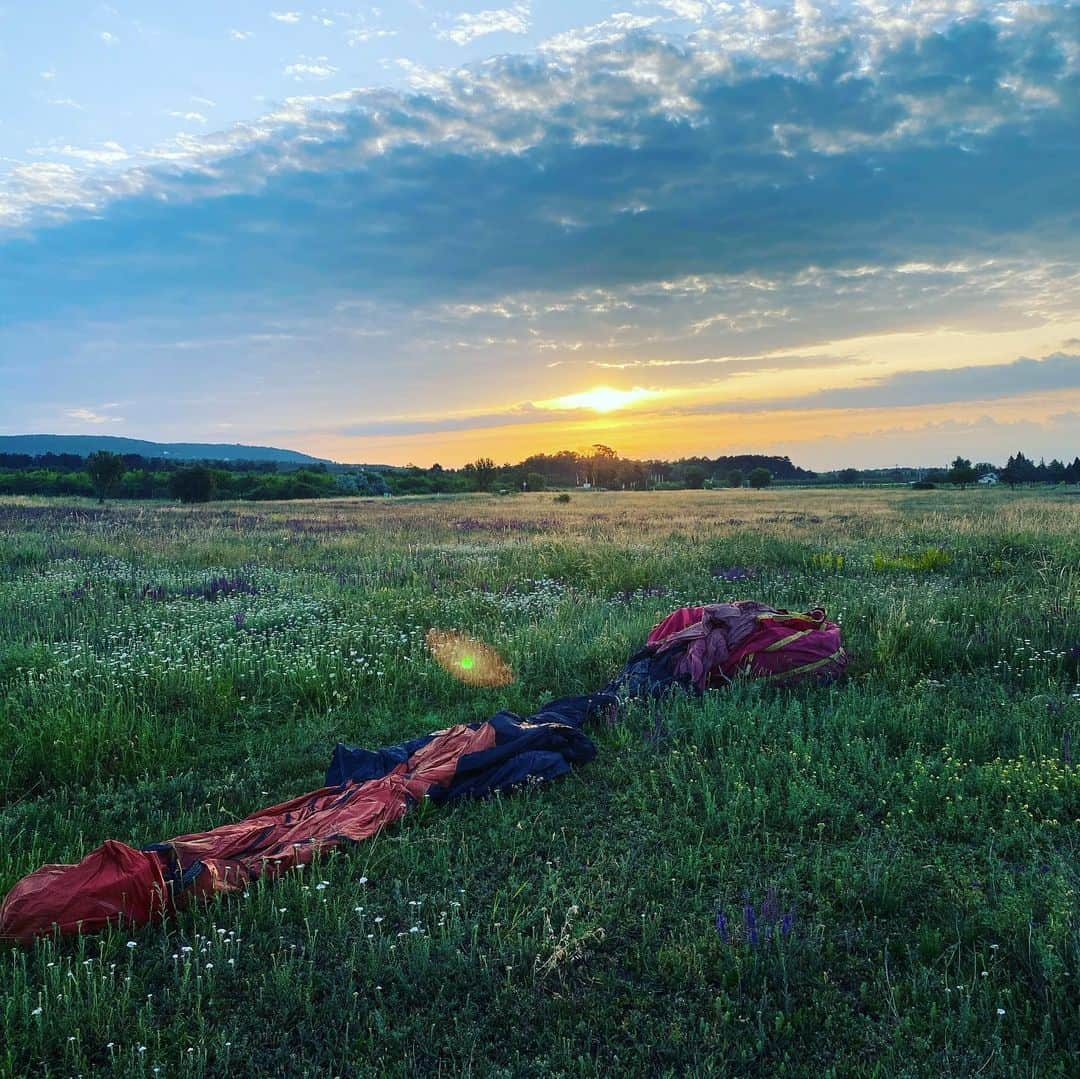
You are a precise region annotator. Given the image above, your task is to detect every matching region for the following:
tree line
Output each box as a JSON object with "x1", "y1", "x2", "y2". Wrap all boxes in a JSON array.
[{"x1": 0, "y1": 446, "x2": 1075, "y2": 503}]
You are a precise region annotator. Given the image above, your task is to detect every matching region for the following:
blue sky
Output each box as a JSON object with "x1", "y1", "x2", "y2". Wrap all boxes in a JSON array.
[{"x1": 1, "y1": 1, "x2": 1078, "y2": 467}]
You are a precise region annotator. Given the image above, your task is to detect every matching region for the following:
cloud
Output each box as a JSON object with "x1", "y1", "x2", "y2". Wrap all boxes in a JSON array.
[
  {"x1": 439, "y1": 4, "x2": 531, "y2": 46},
  {"x1": 99, "y1": 31, "x2": 118, "y2": 45},
  {"x1": 64, "y1": 407, "x2": 124, "y2": 424},
  {"x1": 683, "y1": 352, "x2": 1080, "y2": 414},
  {"x1": 348, "y1": 28, "x2": 396, "y2": 45},
  {"x1": 270, "y1": 11, "x2": 302, "y2": 24},
  {"x1": 40, "y1": 69, "x2": 56, "y2": 80},
  {"x1": 229, "y1": 29, "x2": 254, "y2": 40},
  {"x1": 2, "y1": 4, "x2": 1079, "y2": 328},
  {"x1": 168, "y1": 111, "x2": 208, "y2": 124},
  {"x1": 652, "y1": 1, "x2": 713, "y2": 20},
  {"x1": 55, "y1": 142, "x2": 129, "y2": 165},
  {"x1": 593, "y1": 352, "x2": 861, "y2": 375},
  {"x1": 540, "y1": 13, "x2": 662, "y2": 53},
  {"x1": 283, "y1": 56, "x2": 338, "y2": 80},
  {"x1": 760, "y1": 352, "x2": 1080, "y2": 411}
]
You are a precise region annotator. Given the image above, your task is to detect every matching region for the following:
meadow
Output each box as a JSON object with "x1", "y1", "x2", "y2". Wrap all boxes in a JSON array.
[{"x1": 0, "y1": 488, "x2": 1077, "y2": 1077}]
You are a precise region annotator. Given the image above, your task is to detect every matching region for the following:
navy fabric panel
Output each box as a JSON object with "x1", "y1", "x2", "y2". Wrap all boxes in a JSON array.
[
  {"x1": 431, "y1": 748, "x2": 576, "y2": 802},
  {"x1": 429, "y1": 711, "x2": 597, "y2": 802},
  {"x1": 531, "y1": 692, "x2": 619, "y2": 728},
  {"x1": 326, "y1": 732, "x2": 437, "y2": 786},
  {"x1": 603, "y1": 647, "x2": 690, "y2": 699}
]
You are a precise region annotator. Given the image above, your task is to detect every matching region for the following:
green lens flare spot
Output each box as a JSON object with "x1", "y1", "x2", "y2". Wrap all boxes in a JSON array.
[{"x1": 459, "y1": 655, "x2": 475, "y2": 670}]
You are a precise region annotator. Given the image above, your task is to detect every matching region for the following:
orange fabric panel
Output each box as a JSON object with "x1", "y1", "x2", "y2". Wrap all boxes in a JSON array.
[{"x1": 0, "y1": 840, "x2": 170, "y2": 944}]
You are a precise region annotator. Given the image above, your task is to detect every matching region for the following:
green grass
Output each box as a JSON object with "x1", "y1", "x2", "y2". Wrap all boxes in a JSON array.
[{"x1": 0, "y1": 488, "x2": 1078, "y2": 1077}]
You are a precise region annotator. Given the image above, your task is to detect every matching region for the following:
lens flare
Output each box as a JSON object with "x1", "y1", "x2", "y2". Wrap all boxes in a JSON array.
[{"x1": 425, "y1": 629, "x2": 514, "y2": 687}]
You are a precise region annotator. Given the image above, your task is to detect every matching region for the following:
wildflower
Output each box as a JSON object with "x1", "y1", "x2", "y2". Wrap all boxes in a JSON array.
[
  {"x1": 744, "y1": 903, "x2": 758, "y2": 947},
  {"x1": 715, "y1": 911, "x2": 730, "y2": 942},
  {"x1": 126, "y1": 940, "x2": 137, "y2": 949},
  {"x1": 997, "y1": 1007, "x2": 1006, "y2": 1017},
  {"x1": 31, "y1": 1006, "x2": 43, "y2": 1016}
]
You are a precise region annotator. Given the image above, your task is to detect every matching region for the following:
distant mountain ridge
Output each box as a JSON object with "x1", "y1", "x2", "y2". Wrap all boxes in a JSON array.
[{"x1": 0, "y1": 434, "x2": 329, "y2": 464}]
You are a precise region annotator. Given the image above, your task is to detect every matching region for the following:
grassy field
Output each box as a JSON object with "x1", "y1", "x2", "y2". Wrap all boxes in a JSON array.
[{"x1": 1, "y1": 488, "x2": 1077, "y2": 1077}]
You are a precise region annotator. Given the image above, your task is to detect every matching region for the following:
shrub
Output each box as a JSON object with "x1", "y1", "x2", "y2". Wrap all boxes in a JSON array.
[
  {"x1": 554, "y1": 493, "x2": 571, "y2": 503},
  {"x1": 169, "y1": 466, "x2": 217, "y2": 503},
  {"x1": 871, "y1": 547, "x2": 952, "y2": 572}
]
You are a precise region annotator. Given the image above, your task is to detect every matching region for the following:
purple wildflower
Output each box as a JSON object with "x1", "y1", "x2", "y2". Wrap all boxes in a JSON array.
[
  {"x1": 1063, "y1": 732, "x2": 1073, "y2": 767},
  {"x1": 780, "y1": 909, "x2": 795, "y2": 937},
  {"x1": 744, "y1": 904, "x2": 758, "y2": 947},
  {"x1": 233, "y1": 611, "x2": 247, "y2": 630},
  {"x1": 715, "y1": 910, "x2": 730, "y2": 942}
]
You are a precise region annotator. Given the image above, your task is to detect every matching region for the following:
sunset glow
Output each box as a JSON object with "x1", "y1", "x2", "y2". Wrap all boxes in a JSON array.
[{"x1": 543, "y1": 386, "x2": 661, "y2": 414}]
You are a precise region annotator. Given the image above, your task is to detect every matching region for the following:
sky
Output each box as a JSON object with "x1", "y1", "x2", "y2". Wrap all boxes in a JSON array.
[{"x1": 1, "y1": 1, "x2": 1078, "y2": 469}]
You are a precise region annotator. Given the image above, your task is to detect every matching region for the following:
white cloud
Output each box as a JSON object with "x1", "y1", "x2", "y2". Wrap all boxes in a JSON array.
[
  {"x1": 541, "y1": 13, "x2": 660, "y2": 54},
  {"x1": 284, "y1": 56, "x2": 338, "y2": 79},
  {"x1": 169, "y1": 111, "x2": 208, "y2": 124},
  {"x1": 652, "y1": 0, "x2": 712, "y2": 20},
  {"x1": 65, "y1": 407, "x2": 124, "y2": 424},
  {"x1": 46, "y1": 97, "x2": 84, "y2": 110},
  {"x1": 229, "y1": 28, "x2": 254, "y2": 40},
  {"x1": 270, "y1": 11, "x2": 302, "y2": 23},
  {"x1": 99, "y1": 31, "x2": 118, "y2": 45},
  {"x1": 56, "y1": 141, "x2": 129, "y2": 165},
  {"x1": 40, "y1": 69, "x2": 56, "y2": 80},
  {"x1": 439, "y1": 4, "x2": 530, "y2": 46},
  {"x1": 348, "y1": 27, "x2": 396, "y2": 45}
]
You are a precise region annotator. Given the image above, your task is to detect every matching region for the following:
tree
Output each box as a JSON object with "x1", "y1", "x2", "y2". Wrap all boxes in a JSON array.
[
  {"x1": 748, "y1": 467, "x2": 772, "y2": 489},
  {"x1": 86, "y1": 451, "x2": 125, "y2": 503},
  {"x1": 683, "y1": 464, "x2": 707, "y2": 490},
  {"x1": 837, "y1": 467, "x2": 860, "y2": 484},
  {"x1": 1001, "y1": 451, "x2": 1036, "y2": 488},
  {"x1": 727, "y1": 469, "x2": 744, "y2": 488},
  {"x1": 169, "y1": 466, "x2": 216, "y2": 503},
  {"x1": 463, "y1": 457, "x2": 497, "y2": 491},
  {"x1": 525, "y1": 472, "x2": 546, "y2": 491},
  {"x1": 947, "y1": 456, "x2": 977, "y2": 489},
  {"x1": 584, "y1": 444, "x2": 619, "y2": 487}
]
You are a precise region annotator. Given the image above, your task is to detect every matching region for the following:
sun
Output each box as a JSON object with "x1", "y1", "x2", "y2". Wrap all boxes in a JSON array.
[{"x1": 545, "y1": 385, "x2": 657, "y2": 413}]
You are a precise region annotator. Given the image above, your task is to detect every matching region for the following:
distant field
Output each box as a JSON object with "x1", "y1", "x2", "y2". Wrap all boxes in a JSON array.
[{"x1": 1, "y1": 489, "x2": 1078, "y2": 1077}]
